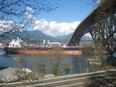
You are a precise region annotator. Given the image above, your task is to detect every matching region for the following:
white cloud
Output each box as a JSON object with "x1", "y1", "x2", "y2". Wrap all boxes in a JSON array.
[
  {"x1": 0, "y1": 20, "x2": 14, "y2": 32},
  {"x1": 49, "y1": 21, "x2": 57, "y2": 29},
  {"x1": 34, "y1": 19, "x2": 80, "y2": 36},
  {"x1": 24, "y1": 6, "x2": 36, "y2": 23},
  {"x1": 0, "y1": 20, "x2": 25, "y2": 33},
  {"x1": 96, "y1": 0, "x2": 101, "y2": 4},
  {"x1": 34, "y1": 19, "x2": 48, "y2": 29},
  {"x1": 0, "y1": 7, "x2": 35, "y2": 35}
]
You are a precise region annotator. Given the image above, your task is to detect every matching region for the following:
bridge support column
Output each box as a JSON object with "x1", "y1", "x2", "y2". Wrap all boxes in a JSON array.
[{"x1": 90, "y1": 14, "x2": 116, "y2": 54}]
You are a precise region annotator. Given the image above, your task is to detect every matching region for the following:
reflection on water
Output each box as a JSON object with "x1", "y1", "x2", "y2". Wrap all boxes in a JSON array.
[
  {"x1": 0, "y1": 49, "x2": 90, "y2": 75},
  {"x1": 0, "y1": 54, "x2": 17, "y2": 68}
]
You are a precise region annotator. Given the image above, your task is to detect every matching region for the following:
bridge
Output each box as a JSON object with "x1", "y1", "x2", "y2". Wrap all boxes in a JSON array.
[{"x1": 68, "y1": 0, "x2": 116, "y2": 56}]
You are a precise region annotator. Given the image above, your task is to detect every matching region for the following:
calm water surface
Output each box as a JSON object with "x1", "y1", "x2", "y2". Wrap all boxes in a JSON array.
[{"x1": 0, "y1": 51, "x2": 90, "y2": 75}]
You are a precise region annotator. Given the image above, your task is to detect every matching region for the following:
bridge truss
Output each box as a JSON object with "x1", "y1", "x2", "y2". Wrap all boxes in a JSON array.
[{"x1": 68, "y1": 0, "x2": 116, "y2": 56}]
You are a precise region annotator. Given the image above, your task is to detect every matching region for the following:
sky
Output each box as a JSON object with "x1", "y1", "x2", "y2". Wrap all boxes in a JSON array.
[
  {"x1": 32, "y1": 0, "x2": 95, "y2": 37},
  {"x1": 37, "y1": 0, "x2": 94, "y2": 22},
  {"x1": 0, "y1": 0, "x2": 96, "y2": 37}
]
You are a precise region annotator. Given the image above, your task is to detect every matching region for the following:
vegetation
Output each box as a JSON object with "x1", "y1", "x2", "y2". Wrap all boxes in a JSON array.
[
  {"x1": 0, "y1": 0, "x2": 57, "y2": 38},
  {"x1": 64, "y1": 62, "x2": 71, "y2": 74},
  {"x1": 79, "y1": 38, "x2": 115, "y2": 72}
]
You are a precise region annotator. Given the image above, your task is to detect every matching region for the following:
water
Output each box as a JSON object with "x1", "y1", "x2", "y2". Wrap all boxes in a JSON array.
[
  {"x1": 0, "y1": 50, "x2": 18, "y2": 69},
  {"x1": 0, "y1": 50, "x2": 89, "y2": 75}
]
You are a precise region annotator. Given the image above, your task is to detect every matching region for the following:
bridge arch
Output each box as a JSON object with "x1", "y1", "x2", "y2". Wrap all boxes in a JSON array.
[{"x1": 68, "y1": 0, "x2": 116, "y2": 54}]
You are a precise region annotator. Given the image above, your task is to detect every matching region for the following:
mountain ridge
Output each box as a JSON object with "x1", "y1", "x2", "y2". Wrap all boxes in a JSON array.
[{"x1": 5, "y1": 30, "x2": 92, "y2": 42}]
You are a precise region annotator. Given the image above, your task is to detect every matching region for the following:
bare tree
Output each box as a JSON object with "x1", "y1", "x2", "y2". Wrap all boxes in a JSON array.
[{"x1": 0, "y1": 0, "x2": 57, "y2": 38}]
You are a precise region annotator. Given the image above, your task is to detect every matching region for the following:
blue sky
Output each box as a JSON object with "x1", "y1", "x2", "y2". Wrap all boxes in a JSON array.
[
  {"x1": 33, "y1": 0, "x2": 95, "y2": 37},
  {"x1": 37, "y1": 0, "x2": 94, "y2": 22},
  {"x1": 0, "y1": 0, "x2": 98, "y2": 37},
  {"x1": 0, "y1": 0, "x2": 95, "y2": 37}
]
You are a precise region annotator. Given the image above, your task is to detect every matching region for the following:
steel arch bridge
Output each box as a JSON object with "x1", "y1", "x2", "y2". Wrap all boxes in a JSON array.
[{"x1": 68, "y1": 0, "x2": 116, "y2": 55}]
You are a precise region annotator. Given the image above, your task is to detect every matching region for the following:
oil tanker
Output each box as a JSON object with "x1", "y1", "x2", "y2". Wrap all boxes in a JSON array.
[
  {"x1": 3, "y1": 38, "x2": 83, "y2": 55},
  {"x1": 4, "y1": 46, "x2": 83, "y2": 55}
]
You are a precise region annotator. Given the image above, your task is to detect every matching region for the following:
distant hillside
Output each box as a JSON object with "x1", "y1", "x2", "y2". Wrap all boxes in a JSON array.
[
  {"x1": 55, "y1": 33, "x2": 93, "y2": 42},
  {"x1": 81, "y1": 35, "x2": 93, "y2": 41},
  {"x1": 55, "y1": 33, "x2": 73, "y2": 42},
  {"x1": 3, "y1": 30, "x2": 58, "y2": 42},
  {"x1": 4, "y1": 30, "x2": 92, "y2": 43},
  {"x1": 18, "y1": 30, "x2": 57, "y2": 41}
]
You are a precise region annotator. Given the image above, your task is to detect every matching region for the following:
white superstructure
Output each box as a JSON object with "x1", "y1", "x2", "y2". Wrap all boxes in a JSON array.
[
  {"x1": 8, "y1": 38, "x2": 22, "y2": 48},
  {"x1": 48, "y1": 41, "x2": 61, "y2": 47}
]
